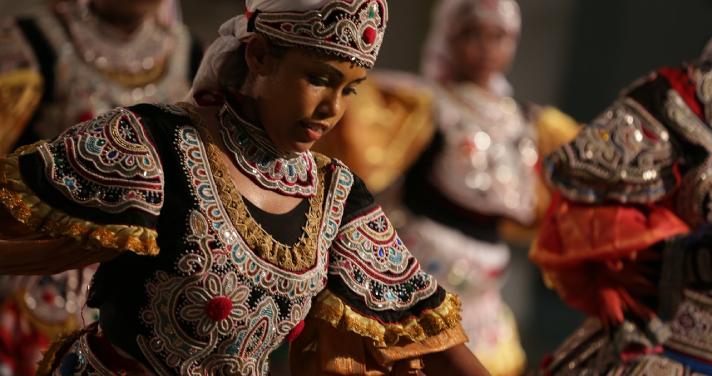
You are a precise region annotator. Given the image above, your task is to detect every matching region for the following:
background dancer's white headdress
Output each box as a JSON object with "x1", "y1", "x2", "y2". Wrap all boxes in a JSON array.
[{"x1": 422, "y1": 0, "x2": 520, "y2": 84}]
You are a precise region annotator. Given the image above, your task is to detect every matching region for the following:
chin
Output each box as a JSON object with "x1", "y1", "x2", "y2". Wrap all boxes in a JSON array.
[
  {"x1": 292, "y1": 142, "x2": 314, "y2": 153},
  {"x1": 278, "y1": 140, "x2": 314, "y2": 154}
]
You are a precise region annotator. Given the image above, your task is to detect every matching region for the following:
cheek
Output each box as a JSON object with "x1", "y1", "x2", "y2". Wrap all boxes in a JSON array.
[
  {"x1": 261, "y1": 78, "x2": 320, "y2": 129},
  {"x1": 120, "y1": 3, "x2": 161, "y2": 19},
  {"x1": 283, "y1": 80, "x2": 326, "y2": 118},
  {"x1": 494, "y1": 43, "x2": 516, "y2": 68},
  {"x1": 456, "y1": 43, "x2": 484, "y2": 65}
]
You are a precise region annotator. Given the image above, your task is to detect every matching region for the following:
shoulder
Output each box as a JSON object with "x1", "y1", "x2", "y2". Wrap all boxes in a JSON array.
[
  {"x1": 127, "y1": 102, "x2": 192, "y2": 122},
  {"x1": 619, "y1": 65, "x2": 698, "y2": 119},
  {"x1": 124, "y1": 102, "x2": 196, "y2": 137},
  {"x1": 312, "y1": 152, "x2": 375, "y2": 223},
  {"x1": 544, "y1": 67, "x2": 689, "y2": 205},
  {"x1": 10, "y1": 105, "x2": 191, "y2": 219},
  {"x1": 0, "y1": 107, "x2": 170, "y2": 254}
]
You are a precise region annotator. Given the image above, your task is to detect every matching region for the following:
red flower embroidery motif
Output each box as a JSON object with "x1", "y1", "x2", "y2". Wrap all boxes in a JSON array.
[
  {"x1": 205, "y1": 297, "x2": 234, "y2": 321},
  {"x1": 181, "y1": 272, "x2": 249, "y2": 337}
]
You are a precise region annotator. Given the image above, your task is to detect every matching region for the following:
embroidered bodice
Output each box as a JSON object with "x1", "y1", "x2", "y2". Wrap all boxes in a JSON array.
[
  {"x1": 428, "y1": 82, "x2": 538, "y2": 225},
  {"x1": 0, "y1": 3, "x2": 196, "y2": 142},
  {"x1": 0, "y1": 103, "x2": 459, "y2": 375}
]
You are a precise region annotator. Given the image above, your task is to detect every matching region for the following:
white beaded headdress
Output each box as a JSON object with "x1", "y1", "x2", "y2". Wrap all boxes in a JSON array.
[
  {"x1": 192, "y1": 0, "x2": 388, "y2": 94},
  {"x1": 422, "y1": 0, "x2": 520, "y2": 83}
]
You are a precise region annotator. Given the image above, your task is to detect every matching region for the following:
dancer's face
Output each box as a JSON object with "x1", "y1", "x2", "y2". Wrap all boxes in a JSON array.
[
  {"x1": 244, "y1": 37, "x2": 368, "y2": 153},
  {"x1": 92, "y1": 0, "x2": 164, "y2": 24},
  {"x1": 450, "y1": 23, "x2": 517, "y2": 87}
]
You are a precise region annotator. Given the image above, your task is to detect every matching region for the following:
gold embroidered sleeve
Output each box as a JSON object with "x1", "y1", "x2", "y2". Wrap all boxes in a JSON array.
[
  {"x1": 0, "y1": 108, "x2": 167, "y2": 264},
  {"x1": 290, "y1": 291, "x2": 467, "y2": 376},
  {"x1": 0, "y1": 153, "x2": 157, "y2": 270},
  {"x1": 0, "y1": 202, "x2": 121, "y2": 275}
]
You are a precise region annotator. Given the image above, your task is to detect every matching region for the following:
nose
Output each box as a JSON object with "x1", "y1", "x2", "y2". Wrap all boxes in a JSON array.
[{"x1": 315, "y1": 90, "x2": 343, "y2": 120}]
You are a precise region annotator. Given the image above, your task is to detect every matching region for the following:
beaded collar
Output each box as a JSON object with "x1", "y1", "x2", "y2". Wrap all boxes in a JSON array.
[{"x1": 218, "y1": 97, "x2": 319, "y2": 198}]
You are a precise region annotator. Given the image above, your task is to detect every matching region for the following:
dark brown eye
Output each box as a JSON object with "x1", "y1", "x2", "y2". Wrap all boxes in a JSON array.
[{"x1": 308, "y1": 75, "x2": 329, "y2": 87}]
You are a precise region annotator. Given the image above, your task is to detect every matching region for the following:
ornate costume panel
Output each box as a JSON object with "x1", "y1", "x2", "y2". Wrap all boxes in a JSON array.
[
  {"x1": 36, "y1": 108, "x2": 164, "y2": 215},
  {"x1": 430, "y1": 83, "x2": 538, "y2": 224},
  {"x1": 220, "y1": 104, "x2": 319, "y2": 198},
  {"x1": 136, "y1": 118, "x2": 354, "y2": 376},
  {"x1": 545, "y1": 97, "x2": 678, "y2": 205},
  {"x1": 666, "y1": 290, "x2": 712, "y2": 366},
  {"x1": 534, "y1": 65, "x2": 712, "y2": 375},
  {"x1": 24, "y1": 4, "x2": 192, "y2": 140},
  {"x1": 665, "y1": 88, "x2": 712, "y2": 228},
  {"x1": 254, "y1": 0, "x2": 387, "y2": 68},
  {"x1": 305, "y1": 173, "x2": 462, "y2": 351},
  {"x1": 546, "y1": 67, "x2": 712, "y2": 227},
  {"x1": 329, "y1": 207, "x2": 437, "y2": 311}
]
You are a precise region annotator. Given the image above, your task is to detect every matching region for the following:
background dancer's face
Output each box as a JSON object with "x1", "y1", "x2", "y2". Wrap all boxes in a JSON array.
[
  {"x1": 450, "y1": 23, "x2": 516, "y2": 88},
  {"x1": 92, "y1": 0, "x2": 164, "y2": 27},
  {"x1": 243, "y1": 36, "x2": 368, "y2": 153}
]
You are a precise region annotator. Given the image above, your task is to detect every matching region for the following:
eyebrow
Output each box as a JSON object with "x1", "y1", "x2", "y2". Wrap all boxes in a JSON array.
[
  {"x1": 316, "y1": 61, "x2": 368, "y2": 83},
  {"x1": 352, "y1": 76, "x2": 368, "y2": 84},
  {"x1": 317, "y1": 62, "x2": 344, "y2": 78}
]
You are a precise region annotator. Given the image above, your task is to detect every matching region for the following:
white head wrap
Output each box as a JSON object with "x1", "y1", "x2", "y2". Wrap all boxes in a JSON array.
[
  {"x1": 422, "y1": 0, "x2": 520, "y2": 85},
  {"x1": 192, "y1": 0, "x2": 387, "y2": 95}
]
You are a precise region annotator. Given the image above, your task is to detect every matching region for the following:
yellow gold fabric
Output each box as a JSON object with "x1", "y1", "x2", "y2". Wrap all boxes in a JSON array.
[
  {"x1": 290, "y1": 312, "x2": 468, "y2": 376},
  {"x1": 0, "y1": 149, "x2": 160, "y2": 260},
  {"x1": 0, "y1": 69, "x2": 43, "y2": 154},
  {"x1": 312, "y1": 75, "x2": 435, "y2": 194},
  {"x1": 95, "y1": 57, "x2": 169, "y2": 88},
  {"x1": 535, "y1": 106, "x2": 581, "y2": 158},
  {"x1": 308, "y1": 290, "x2": 463, "y2": 348}
]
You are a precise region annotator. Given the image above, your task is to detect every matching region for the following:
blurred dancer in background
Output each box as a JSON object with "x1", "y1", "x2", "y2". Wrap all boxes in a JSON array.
[
  {"x1": 0, "y1": 0, "x2": 202, "y2": 374},
  {"x1": 314, "y1": 0, "x2": 578, "y2": 374},
  {"x1": 531, "y1": 38, "x2": 712, "y2": 376}
]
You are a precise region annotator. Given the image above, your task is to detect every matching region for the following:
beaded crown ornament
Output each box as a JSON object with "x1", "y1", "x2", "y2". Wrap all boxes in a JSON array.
[{"x1": 249, "y1": 0, "x2": 388, "y2": 68}]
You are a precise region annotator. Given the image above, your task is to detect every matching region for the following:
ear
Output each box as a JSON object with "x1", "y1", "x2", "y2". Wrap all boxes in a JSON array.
[{"x1": 245, "y1": 35, "x2": 276, "y2": 77}]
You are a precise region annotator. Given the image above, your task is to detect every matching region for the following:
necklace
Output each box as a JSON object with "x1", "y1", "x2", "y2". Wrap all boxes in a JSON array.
[
  {"x1": 57, "y1": 1, "x2": 175, "y2": 78},
  {"x1": 218, "y1": 104, "x2": 318, "y2": 198}
]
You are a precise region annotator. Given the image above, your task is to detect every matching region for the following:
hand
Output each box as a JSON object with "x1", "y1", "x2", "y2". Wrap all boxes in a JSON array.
[{"x1": 421, "y1": 344, "x2": 492, "y2": 376}]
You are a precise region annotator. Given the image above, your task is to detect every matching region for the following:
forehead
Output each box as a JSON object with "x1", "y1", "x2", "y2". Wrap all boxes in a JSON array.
[{"x1": 283, "y1": 47, "x2": 369, "y2": 75}]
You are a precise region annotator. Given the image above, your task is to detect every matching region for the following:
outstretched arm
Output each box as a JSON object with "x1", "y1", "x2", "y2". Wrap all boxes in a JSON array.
[
  {"x1": 0, "y1": 205, "x2": 120, "y2": 275},
  {"x1": 422, "y1": 344, "x2": 492, "y2": 376}
]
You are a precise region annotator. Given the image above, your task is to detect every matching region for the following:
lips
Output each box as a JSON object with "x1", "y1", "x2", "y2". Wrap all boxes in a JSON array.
[{"x1": 300, "y1": 121, "x2": 330, "y2": 142}]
